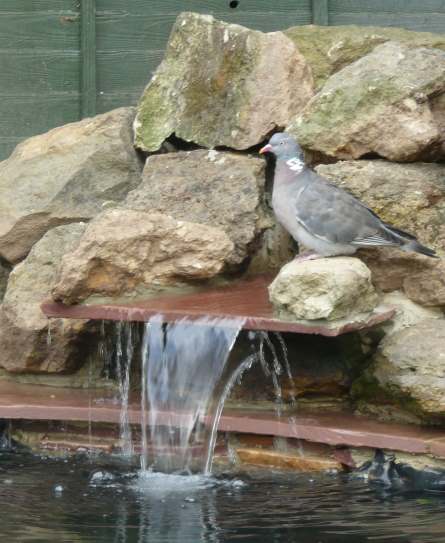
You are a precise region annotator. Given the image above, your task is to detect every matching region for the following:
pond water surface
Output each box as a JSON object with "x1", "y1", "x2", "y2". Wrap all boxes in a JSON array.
[{"x1": 1, "y1": 452, "x2": 445, "y2": 543}]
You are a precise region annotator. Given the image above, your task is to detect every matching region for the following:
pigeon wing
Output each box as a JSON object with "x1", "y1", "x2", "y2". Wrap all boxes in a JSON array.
[{"x1": 293, "y1": 171, "x2": 396, "y2": 247}]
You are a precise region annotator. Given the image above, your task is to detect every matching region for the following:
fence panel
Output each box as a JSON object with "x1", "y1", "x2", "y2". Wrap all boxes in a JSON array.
[
  {"x1": 1, "y1": 0, "x2": 444, "y2": 161},
  {"x1": 0, "y1": 0, "x2": 80, "y2": 160}
]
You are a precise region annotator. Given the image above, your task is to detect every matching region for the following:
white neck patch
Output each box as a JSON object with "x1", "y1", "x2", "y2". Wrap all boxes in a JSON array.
[{"x1": 286, "y1": 158, "x2": 305, "y2": 173}]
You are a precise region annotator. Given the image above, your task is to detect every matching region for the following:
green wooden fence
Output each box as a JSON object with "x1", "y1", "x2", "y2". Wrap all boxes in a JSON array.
[{"x1": 1, "y1": 0, "x2": 444, "y2": 160}]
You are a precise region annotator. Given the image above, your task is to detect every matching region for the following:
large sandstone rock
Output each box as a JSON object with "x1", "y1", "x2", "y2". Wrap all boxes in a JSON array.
[
  {"x1": 268, "y1": 257, "x2": 378, "y2": 321},
  {"x1": 290, "y1": 42, "x2": 445, "y2": 161},
  {"x1": 380, "y1": 291, "x2": 443, "y2": 334},
  {"x1": 0, "y1": 223, "x2": 93, "y2": 373},
  {"x1": 358, "y1": 249, "x2": 436, "y2": 292},
  {"x1": 0, "y1": 108, "x2": 142, "y2": 264},
  {"x1": 134, "y1": 12, "x2": 314, "y2": 152},
  {"x1": 52, "y1": 208, "x2": 234, "y2": 304},
  {"x1": 403, "y1": 261, "x2": 445, "y2": 306},
  {"x1": 372, "y1": 319, "x2": 445, "y2": 416},
  {"x1": 124, "y1": 150, "x2": 269, "y2": 266},
  {"x1": 358, "y1": 249, "x2": 445, "y2": 307},
  {"x1": 284, "y1": 25, "x2": 445, "y2": 89}
]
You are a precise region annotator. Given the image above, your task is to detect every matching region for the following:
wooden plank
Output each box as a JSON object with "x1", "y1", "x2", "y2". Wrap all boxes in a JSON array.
[
  {"x1": 0, "y1": 49, "x2": 79, "y2": 94},
  {"x1": 96, "y1": 12, "x2": 311, "y2": 53},
  {"x1": 0, "y1": 0, "x2": 78, "y2": 12},
  {"x1": 80, "y1": 0, "x2": 96, "y2": 118},
  {"x1": 96, "y1": 50, "x2": 163, "y2": 94},
  {"x1": 328, "y1": 12, "x2": 445, "y2": 32},
  {"x1": 0, "y1": 138, "x2": 24, "y2": 162},
  {"x1": 96, "y1": 92, "x2": 143, "y2": 113},
  {"x1": 312, "y1": 0, "x2": 329, "y2": 25},
  {"x1": 329, "y1": 0, "x2": 445, "y2": 14},
  {"x1": 96, "y1": 0, "x2": 312, "y2": 15},
  {"x1": 0, "y1": 95, "x2": 80, "y2": 139},
  {"x1": 0, "y1": 13, "x2": 79, "y2": 50}
]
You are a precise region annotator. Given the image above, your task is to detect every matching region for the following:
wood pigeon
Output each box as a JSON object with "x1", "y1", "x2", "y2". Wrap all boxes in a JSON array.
[{"x1": 260, "y1": 133, "x2": 437, "y2": 260}]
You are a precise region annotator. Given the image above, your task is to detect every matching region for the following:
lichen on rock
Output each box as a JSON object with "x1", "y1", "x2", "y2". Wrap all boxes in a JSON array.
[
  {"x1": 289, "y1": 42, "x2": 445, "y2": 161},
  {"x1": 284, "y1": 25, "x2": 445, "y2": 89},
  {"x1": 134, "y1": 12, "x2": 314, "y2": 151}
]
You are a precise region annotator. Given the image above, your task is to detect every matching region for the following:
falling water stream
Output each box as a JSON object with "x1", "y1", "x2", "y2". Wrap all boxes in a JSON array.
[
  {"x1": 115, "y1": 322, "x2": 135, "y2": 458},
  {"x1": 101, "y1": 316, "x2": 295, "y2": 477},
  {"x1": 140, "y1": 315, "x2": 245, "y2": 474}
]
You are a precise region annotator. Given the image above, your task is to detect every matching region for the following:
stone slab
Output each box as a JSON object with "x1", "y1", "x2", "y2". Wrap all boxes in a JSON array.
[
  {"x1": 42, "y1": 276, "x2": 395, "y2": 337},
  {"x1": 0, "y1": 381, "x2": 444, "y2": 457}
]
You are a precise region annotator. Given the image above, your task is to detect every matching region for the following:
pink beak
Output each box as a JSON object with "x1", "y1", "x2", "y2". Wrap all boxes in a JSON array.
[{"x1": 259, "y1": 144, "x2": 272, "y2": 154}]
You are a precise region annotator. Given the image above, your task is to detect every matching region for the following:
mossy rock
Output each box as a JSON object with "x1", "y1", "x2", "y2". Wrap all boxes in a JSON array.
[
  {"x1": 134, "y1": 12, "x2": 314, "y2": 151},
  {"x1": 284, "y1": 25, "x2": 445, "y2": 89},
  {"x1": 289, "y1": 41, "x2": 445, "y2": 161}
]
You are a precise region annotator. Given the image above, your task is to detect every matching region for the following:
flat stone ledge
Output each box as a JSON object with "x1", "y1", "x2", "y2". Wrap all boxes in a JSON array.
[
  {"x1": 0, "y1": 381, "x2": 444, "y2": 458},
  {"x1": 42, "y1": 276, "x2": 395, "y2": 337}
]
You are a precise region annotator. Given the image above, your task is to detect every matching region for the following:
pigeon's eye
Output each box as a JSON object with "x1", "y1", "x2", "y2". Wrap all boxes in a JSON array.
[{"x1": 280, "y1": 141, "x2": 284, "y2": 145}]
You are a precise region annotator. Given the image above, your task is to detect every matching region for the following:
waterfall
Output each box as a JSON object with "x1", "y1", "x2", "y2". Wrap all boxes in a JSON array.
[
  {"x1": 103, "y1": 317, "x2": 294, "y2": 474},
  {"x1": 139, "y1": 315, "x2": 245, "y2": 473}
]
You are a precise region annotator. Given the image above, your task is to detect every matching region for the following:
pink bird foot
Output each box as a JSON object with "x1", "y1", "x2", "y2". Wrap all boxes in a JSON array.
[{"x1": 293, "y1": 251, "x2": 322, "y2": 263}]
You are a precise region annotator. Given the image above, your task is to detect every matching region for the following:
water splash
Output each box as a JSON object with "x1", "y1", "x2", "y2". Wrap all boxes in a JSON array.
[{"x1": 140, "y1": 315, "x2": 245, "y2": 473}]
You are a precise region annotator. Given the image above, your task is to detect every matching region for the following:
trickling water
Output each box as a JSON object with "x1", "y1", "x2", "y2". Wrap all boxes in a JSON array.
[
  {"x1": 46, "y1": 319, "x2": 52, "y2": 347},
  {"x1": 87, "y1": 354, "x2": 94, "y2": 455},
  {"x1": 258, "y1": 331, "x2": 283, "y2": 414},
  {"x1": 140, "y1": 324, "x2": 150, "y2": 472},
  {"x1": 273, "y1": 332, "x2": 296, "y2": 405},
  {"x1": 140, "y1": 315, "x2": 245, "y2": 473},
  {"x1": 204, "y1": 352, "x2": 258, "y2": 474},
  {"x1": 115, "y1": 322, "x2": 135, "y2": 458}
]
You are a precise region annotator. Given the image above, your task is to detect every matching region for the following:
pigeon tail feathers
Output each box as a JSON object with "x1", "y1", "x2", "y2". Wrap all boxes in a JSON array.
[{"x1": 382, "y1": 223, "x2": 438, "y2": 258}]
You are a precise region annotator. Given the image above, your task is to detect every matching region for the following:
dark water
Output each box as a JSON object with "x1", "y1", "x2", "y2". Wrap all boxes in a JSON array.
[{"x1": 1, "y1": 453, "x2": 445, "y2": 543}]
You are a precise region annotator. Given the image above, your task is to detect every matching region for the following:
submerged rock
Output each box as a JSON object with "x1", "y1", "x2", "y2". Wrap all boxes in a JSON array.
[
  {"x1": 357, "y1": 449, "x2": 445, "y2": 492},
  {"x1": 134, "y1": 12, "x2": 314, "y2": 151},
  {"x1": 52, "y1": 208, "x2": 234, "y2": 304},
  {"x1": 284, "y1": 25, "x2": 445, "y2": 89},
  {"x1": 372, "y1": 319, "x2": 445, "y2": 417},
  {"x1": 0, "y1": 107, "x2": 142, "y2": 264},
  {"x1": 268, "y1": 257, "x2": 378, "y2": 321},
  {"x1": 290, "y1": 42, "x2": 445, "y2": 161},
  {"x1": 0, "y1": 223, "x2": 93, "y2": 373},
  {"x1": 124, "y1": 150, "x2": 269, "y2": 266}
]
